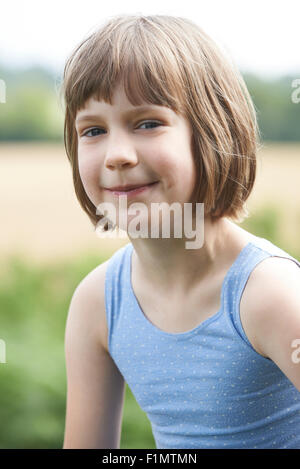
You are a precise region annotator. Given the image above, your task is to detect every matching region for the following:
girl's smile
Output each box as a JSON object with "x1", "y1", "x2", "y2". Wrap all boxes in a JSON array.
[{"x1": 103, "y1": 181, "x2": 159, "y2": 197}]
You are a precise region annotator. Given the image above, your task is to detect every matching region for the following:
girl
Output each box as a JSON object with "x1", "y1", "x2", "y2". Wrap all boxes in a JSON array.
[{"x1": 61, "y1": 15, "x2": 300, "y2": 449}]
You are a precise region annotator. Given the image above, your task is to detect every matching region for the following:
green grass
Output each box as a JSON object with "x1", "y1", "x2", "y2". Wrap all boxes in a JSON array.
[
  {"x1": 241, "y1": 204, "x2": 300, "y2": 260},
  {"x1": 0, "y1": 207, "x2": 298, "y2": 448},
  {"x1": 0, "y1": 249, "x2": 155, "y2": 448}
]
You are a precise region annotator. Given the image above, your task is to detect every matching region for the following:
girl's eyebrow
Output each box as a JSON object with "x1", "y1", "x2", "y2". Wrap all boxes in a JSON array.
[{"x1": 75, "y1": 105, "x2": 168, "y2": 125}]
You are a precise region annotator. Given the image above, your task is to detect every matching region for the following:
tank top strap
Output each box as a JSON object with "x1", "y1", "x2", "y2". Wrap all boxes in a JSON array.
[
  {"x1": 104, "y1": 242, "x2": 132, "y2": 352},
  {"x1": 223, "y1": 235, "x2": 300, "y2": 350}
]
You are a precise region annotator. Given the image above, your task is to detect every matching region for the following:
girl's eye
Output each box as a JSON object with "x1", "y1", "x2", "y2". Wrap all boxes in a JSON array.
[
  {"x1": 82, "y1": 128, "x2": 104, "y2": 138},
  {"x1": 138, "y1": 121, "x2": 161, "y2": 130},
  {"x1": 81, "y1": 121, "x2": 161, "y2": 138}
]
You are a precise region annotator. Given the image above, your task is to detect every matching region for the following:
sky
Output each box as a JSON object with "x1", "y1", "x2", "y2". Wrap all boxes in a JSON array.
[{"x1": 0, "y1": 0, "x2": 299, "y2": 79}]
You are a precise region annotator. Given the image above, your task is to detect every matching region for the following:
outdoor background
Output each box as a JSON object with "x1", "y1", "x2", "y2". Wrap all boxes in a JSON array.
[{"x1": 0, "y1": 0, "x2": 299, "y2": 449}]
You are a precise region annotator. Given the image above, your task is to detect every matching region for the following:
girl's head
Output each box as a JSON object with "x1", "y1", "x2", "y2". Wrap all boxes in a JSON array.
[{"x1": 61, "y1": 14, "x2": 259, "y2": 229}]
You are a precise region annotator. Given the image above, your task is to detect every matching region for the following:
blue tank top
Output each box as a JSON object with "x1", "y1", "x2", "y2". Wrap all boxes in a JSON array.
[{"x1": 104, "y1": 234, "x2": 300, "y2": 449}]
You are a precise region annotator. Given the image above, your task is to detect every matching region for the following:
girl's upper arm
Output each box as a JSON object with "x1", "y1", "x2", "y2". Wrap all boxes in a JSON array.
[
  {"x1": 243, "y1": 257, "x2": 300, "y2": 392},
  {"x1": 63, "y1": 261, "x2": 125, "y2": 449}
]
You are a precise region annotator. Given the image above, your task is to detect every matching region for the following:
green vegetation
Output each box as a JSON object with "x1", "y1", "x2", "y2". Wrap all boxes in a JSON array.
[
  {"x1": 0, "y1": 65, "x2": 64, "y2": 142},
  {"x1": 0, "y1": 208, "x2": 299, "y2": 448},
  {"x1": 245, "y1": 73, "x2": 300, "y2": 142},
  {"x1": 0, "y1": 250, "x2": 155, "y2": 449},
  {"x1": 0, "y1": 63, "x2": 299, "y2": 142}
]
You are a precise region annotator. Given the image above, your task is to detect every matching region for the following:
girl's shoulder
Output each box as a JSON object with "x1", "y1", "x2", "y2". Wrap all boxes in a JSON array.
[
  {"x1": 74, "y1": 259, "x2": 110, "y2": 353},
  {"x1": 244, "y1": 235, "x2": 300, "y2": 291},
  {"x1": 240, "y1": 244, "x2": 300, "y2": 358}
]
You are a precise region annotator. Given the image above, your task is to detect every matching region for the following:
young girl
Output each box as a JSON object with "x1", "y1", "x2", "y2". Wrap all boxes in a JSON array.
[{"x1": 61, "y1": 15, "x2": 300, "y2": 449}]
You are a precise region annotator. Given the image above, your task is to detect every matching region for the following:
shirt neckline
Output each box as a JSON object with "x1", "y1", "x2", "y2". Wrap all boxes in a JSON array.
[{"x1": 126, "y1": 241, "x2": 255, "y2": 339}]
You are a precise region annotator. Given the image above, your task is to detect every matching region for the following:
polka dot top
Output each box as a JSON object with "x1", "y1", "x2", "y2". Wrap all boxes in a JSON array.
[{"x1": 104, "y1": 235, "x2": 300, "y2": 449}]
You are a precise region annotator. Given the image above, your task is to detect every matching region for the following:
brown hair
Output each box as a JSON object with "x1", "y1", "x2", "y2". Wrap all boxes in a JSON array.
[{"x1": 61, "y1": 14, "x2": 260, "y2": 229}]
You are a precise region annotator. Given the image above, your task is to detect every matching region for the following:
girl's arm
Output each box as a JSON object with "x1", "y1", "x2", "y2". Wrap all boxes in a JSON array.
[
  {"x1": 241, "y1": 256, "x2": 300, "y2": 392},
  {"x1": 63, "y1": 261, "x2": 125, "y2": 448}
]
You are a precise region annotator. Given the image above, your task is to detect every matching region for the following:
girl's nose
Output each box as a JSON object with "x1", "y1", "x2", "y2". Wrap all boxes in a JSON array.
[{"x1": 104, "y1": 135, "x2": 138, "y2": 170}]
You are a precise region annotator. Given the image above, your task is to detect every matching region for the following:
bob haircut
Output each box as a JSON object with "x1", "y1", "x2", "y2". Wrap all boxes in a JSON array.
[{"x1": 61, "y1": 14, "x2": 260, "y2": 229}]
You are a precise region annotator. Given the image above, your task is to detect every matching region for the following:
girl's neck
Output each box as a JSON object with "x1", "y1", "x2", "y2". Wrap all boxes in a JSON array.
[{"x1": 129, "y1": 217, "x2": 249, "y2": 295}]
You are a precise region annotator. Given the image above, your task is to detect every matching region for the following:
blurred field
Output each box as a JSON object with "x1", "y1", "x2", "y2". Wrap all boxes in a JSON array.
[
  {"x1": 0, "y1": 143, "x2": 300, "y2": 263},
  {"x1": 0, "y1": 141, "x2": 299, "y2": 448},
  {"x1": 0, "y1": 142, "x2": 129, "y2": 269},
  {"x1": 0, "y1": 141, "x2": 299, "y2": 265}
]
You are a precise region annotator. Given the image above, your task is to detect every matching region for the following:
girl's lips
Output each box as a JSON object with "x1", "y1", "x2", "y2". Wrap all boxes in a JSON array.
[{"x1": 105, "y1": 181, "x2": 158, "y2": 197}]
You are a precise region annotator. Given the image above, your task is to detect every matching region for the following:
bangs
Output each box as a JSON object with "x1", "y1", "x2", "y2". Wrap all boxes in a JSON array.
[{"x1": 63, "y1": 16, "x2": 187, "y2": 118}]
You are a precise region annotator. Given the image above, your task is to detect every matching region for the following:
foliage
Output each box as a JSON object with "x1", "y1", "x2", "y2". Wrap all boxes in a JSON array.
[
  {"x1": 0, "y1": 64, "x2": 299, "y2": 142},
  {"x1": 244, "y1": 73, "x2": 300, "y2": 142},
  {"x1": 0, "y1": 64, "x2": 63, "y2": 142},
  {"x1": 0, "y1": 250, "x2": 155, "y2": 448}
]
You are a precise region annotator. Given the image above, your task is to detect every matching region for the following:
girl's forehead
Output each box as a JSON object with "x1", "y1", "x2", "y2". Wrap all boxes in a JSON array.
[
  {"x1": 76, "y1": 84, "x2": 141, "y2": 114},
  {"x1": 75, "y1": 99, "x2": 174, "y2": 125},
  {"x1": 74, "y1": 71, "x2": 187, "y2": 121},
  {"x1": 76, "y1": 85, "x2": 174, "y2": 120}
]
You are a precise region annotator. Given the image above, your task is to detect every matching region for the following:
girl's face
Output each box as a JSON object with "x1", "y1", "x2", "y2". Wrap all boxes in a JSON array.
[{"x1": 75, "y1": 82, "x2": 197, "y2": 230}]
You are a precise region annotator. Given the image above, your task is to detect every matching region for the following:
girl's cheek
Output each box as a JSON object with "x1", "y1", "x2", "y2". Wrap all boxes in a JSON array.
[
  {"x1": 78, "y1": 151, "x2": 98, "y2": 181},
  {"x1": 78, "y1": 157, "x2": 100, "y2": 200},
  {"x1": 151, "y1": 150, "x2": 172, "y2": 172},
  {"x1": 78, "y1": 159, "x2": 89, "y2": 188}
]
